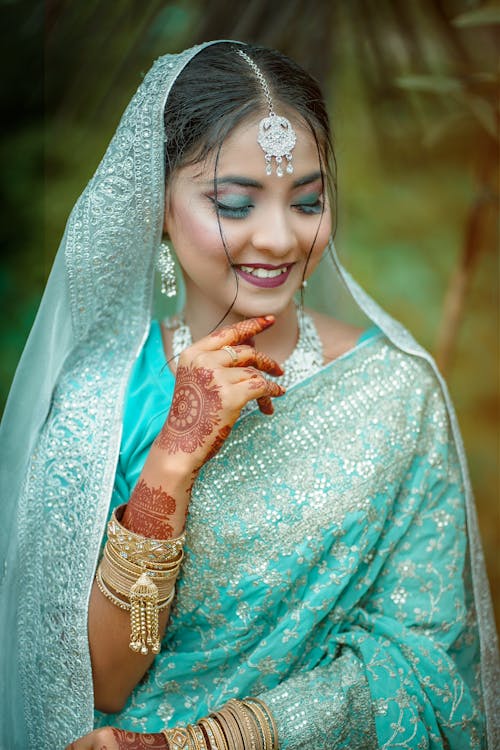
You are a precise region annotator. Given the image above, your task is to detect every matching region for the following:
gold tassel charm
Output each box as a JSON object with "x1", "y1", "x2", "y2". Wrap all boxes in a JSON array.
[
  {"x1": 129, "y1": 572, "x2": 160, "y2": 655},
  {"x1": 96, "y1": 506, "x2": 184, "y2": 658}
]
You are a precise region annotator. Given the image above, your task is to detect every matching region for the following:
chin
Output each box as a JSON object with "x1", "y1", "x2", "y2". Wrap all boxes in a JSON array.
[{"x1": 232, "y1": 293, "x2": 297, "y2": 321}]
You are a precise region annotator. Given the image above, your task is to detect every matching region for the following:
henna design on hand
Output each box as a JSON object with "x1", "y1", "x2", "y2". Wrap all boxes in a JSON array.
[
  {"x1": 242, "y1": 369, "x2": 284, "y2": 415},
  {"x1": 122, "y1": 479, "x2": 176, "y2": 538},
  {"x1": 234, "y1": 347, "x2": 283, "y2": 376},
  {"x1": 246, "y1": 375, "x2": 266, "y2": 392},
  {"x1": 209, "y1": 316, "x2": 274, "y2": 343},
  {"x1": 110, "y1": 729, "x2": 167, "y2": 749},
  {"x1": 204, "y1": 424, "x2": 232, "y2": 462},
  {"x1": 257, "y1": 396, "x2": 274, "y2": 415},
  {"x1": 155, "y1": 366, "x2": 222, "y2": 454}
]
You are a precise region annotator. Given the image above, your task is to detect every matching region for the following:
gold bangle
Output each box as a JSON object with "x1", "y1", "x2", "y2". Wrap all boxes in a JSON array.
[
  {"x1": 244, "y1": 699, "x2": 278, "y2": 750},
  {"x1": 226, "y1": 701, "x2": 254, "y2": 750},
  {"x1": 95, "y1": 567, "x2": 130, "y2": 610},
  {"x1": 106, "y1": 539, "x2": 183, "y2": 577},
  {"x1": 108, "y1": 504, "x2": 186, "y2": 564},
  {"x1": 228, "y1": 700, "x2": 260, "y2": 750},
  {"x1": 252, "y1": 698, "x2": 278, "y2": 750},
  {"x1": 162, "y1": 727, "x2": 193, "y2": 749},
  {"x1": 97, "y1": 562, "x2": 176, "y2": 655},
  {"x1": 99, "y1": 556, "x2": 176, "y2": 607},
  {"x1": 210, "y1": 716, "x2": 229, "y2": 750},
  {"x1": 242, "y1": 703, "x2": 265, "y2": 750},
  {"x1": 97, "y1": 566, "x2": 175, "y2": 611},
  {"x1": 101, "y1": 545, "x2": 178, "y2": 600},
  {"x1": 213, "y1": 711, "x2": 238, "y2": 750},
  {"x1": 200, "y1": 717, "x2": 228, "y2": 750},
  {"x1": 187, "y1": 724, "x2": 208, "y2": 750},
  {"x1": 220, "y1": 705, "x2": 245, "y2": 749},
  {"x1": 242, "y1": 701, "x2": 271, "y2": 750}
]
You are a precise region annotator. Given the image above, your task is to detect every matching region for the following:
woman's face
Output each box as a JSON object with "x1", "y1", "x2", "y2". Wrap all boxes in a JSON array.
[{"x1": 163, "y1": 112, "x2": 332, "y2": 326}]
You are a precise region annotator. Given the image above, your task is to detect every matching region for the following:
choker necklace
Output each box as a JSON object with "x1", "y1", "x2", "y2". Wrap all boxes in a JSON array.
[{"x1": 164, "y1": 308, "x2": 324, "y2": 397}]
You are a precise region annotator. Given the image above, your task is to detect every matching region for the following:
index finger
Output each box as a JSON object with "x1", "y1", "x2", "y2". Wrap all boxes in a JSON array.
[{"x1": 201, "y1": 316, "x2": 275, "y2": 351}]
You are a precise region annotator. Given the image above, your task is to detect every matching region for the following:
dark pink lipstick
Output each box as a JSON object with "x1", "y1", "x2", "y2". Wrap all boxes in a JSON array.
[{"x1": 235, "y1": 263, "x2": 293, "y2": 289}]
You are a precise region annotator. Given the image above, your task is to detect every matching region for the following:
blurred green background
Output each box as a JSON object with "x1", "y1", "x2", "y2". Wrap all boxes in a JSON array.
[{"x1": 1, "y1": 0, "x2": 498, "y2": 625}]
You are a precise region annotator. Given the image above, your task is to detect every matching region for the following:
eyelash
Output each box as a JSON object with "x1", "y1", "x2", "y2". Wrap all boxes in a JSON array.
[{"x1": 209, "y1": 198, "x2": 324, "y2": 219}]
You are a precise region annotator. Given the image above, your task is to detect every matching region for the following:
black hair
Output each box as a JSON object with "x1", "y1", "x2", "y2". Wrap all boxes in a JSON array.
[
  {"x1": 164, "y1": 42, "x2": 334, "y2": 181},
  {"x1": 163, "y1": 42, "x2": 336, "y2": 325}
]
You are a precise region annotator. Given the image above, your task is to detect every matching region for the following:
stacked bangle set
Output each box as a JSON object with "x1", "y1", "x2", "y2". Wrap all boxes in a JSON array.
[
  {"x1": 95, "y1": 504, "x2": 185, "y2": 655},
  {"x1": 96, "y1": 506, "x2": 279, "y2": 747},
  {"x1": 162, "y1": 697, "x2": 278, "y2": 750}
]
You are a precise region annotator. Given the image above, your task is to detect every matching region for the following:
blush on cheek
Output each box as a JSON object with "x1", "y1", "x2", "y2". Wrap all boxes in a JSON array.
[{"x1": 174, "y1": 200, "x2": 228, "y2": 259}]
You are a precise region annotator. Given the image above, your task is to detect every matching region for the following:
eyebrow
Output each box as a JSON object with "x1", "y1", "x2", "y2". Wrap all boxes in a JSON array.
[{"x1": 202, "y1": 170, "x2": 323, "y2": 189}]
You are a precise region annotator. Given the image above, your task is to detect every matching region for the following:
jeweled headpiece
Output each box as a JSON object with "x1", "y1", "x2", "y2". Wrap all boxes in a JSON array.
[{"x1": 236, "y1": 48, "x2": 297, "y2": 177}]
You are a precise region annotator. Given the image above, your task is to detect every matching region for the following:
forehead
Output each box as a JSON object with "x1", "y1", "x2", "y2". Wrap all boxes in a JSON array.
[
  {"x1": 178, "y1": 114, "x2": 323, "y2": 184},
  {"x1": 224, "y1": 114, "x2": 318, "y2": 163}
]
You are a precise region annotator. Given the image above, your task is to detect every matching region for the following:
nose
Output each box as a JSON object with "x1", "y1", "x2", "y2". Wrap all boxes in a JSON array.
[{"x1": 251, "y1": 204, "x2": 297, "y2": 258}]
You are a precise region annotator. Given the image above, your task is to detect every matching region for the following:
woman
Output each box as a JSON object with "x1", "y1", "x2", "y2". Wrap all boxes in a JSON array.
[{"x1": 0, "y1": 41, "x2": 497, "y2": 750}]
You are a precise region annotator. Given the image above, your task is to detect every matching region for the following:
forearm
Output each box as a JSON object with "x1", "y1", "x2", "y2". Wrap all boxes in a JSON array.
[
  {"x1": 121, "y1": 443, "x2": 197, "y2": 537},
  {"x1": 89, "y1": 579, "x2": 171, "y2": 713},
  {"x1": 88, "y1": 317, "x2": 284, "y2": 715},
  {"x1": 89, "y1": 446, "x2": 197, "y2": 713}
]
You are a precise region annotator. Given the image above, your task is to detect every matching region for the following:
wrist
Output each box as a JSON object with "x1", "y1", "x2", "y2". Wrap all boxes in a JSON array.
[{"x1": 147, "y1": 444, "x2": 198, "y2": 494}]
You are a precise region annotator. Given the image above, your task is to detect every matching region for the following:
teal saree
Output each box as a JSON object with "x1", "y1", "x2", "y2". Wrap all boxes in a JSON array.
[{"x1": 95, "y1": 321, "x2": 483, "y2": 748}]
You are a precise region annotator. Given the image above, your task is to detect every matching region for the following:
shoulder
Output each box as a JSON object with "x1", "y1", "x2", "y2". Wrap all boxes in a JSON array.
[
  {"x1": 308, "y1": 308, "x2": 442, "y2": 398},
  {"x1": 306, "y1": 308, "x2": 365, "y2": 364}
]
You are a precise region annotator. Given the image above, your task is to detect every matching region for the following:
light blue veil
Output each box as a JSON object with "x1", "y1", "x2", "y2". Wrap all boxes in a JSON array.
[{"x1": 0, "y1": 40, "x2": 497, "y2": 750}]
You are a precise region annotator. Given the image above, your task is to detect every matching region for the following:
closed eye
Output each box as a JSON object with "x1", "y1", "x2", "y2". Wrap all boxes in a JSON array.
[
  {"x1": 208, "y1": 197, "x2": 253, "y2": 219},
  {"x1": 292, "y1": 196, "x2": 324, "y2": 215}
]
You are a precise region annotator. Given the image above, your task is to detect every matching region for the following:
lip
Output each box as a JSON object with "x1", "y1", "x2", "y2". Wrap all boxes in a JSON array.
[{"x1": 235, "y1": 263, "x2": 294, "y2": 288}]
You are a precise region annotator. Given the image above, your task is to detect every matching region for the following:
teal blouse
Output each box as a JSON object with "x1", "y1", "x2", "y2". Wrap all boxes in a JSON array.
[{"x1": 96, "y1": 321, "x2": 483, "y2": 749}]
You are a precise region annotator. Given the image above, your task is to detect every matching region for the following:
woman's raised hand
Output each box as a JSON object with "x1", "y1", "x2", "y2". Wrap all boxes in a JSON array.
[
  {"x1": 155, "y1": 315, "x2": 285, "y2": 471},
  {"x1": 89, "y1": 318, "x2": 284, "y2": 716},
  {"x1": 90, "y1": 321, "x2": 282, "y2": 711}
]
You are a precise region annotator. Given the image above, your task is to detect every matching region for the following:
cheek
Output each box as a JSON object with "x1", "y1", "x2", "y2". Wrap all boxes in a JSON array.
[
  {"x1": 304, "y1": 211, "x2": 332, "y2": 262},
  {"x1": 317, "y1": 215, "x2": 332, "y2": 249},
  {"x1": 299, "y1": 215, "x2": 331, "y2": 279},
  {"x1": 172, "y1": 200, "x2": 224, "y2": 261}
]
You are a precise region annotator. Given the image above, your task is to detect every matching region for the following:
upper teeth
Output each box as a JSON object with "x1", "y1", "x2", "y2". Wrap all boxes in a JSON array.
[{"x1": 239, "y1": 265, "x2": 288, "y2": 278}]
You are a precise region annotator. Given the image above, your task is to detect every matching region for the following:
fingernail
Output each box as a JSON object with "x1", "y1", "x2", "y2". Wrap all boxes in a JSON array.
[{"x1": 264, "y1": 315, "x2": 275, "y2": 321}]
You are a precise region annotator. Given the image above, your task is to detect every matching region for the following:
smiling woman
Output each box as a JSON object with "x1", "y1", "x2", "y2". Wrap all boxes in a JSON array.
[
  {"x1": 0, "y1": 40, "x2": 497, "y2": 750},
  {"x1": 162, "y1": 118, "x2": 333, "y2": 357}
]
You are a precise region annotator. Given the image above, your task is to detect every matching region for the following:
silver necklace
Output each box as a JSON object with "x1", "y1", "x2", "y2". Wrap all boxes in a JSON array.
[{"x1": 165, "y1": 307, "x2": 324, "y2": 392}]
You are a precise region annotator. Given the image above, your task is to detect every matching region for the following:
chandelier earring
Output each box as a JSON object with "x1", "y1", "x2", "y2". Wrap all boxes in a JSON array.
[{"x1": 156, "y1": 240, "x2": 177, "y2": 298}]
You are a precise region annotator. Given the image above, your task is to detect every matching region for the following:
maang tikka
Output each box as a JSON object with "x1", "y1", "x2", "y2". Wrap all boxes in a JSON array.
[
  {"x1": 236, "y1": 49, "x2": 297, "y2": 177},
  {"x1": 156, "y1": 241, "x2": 177, "y2": 297}
]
